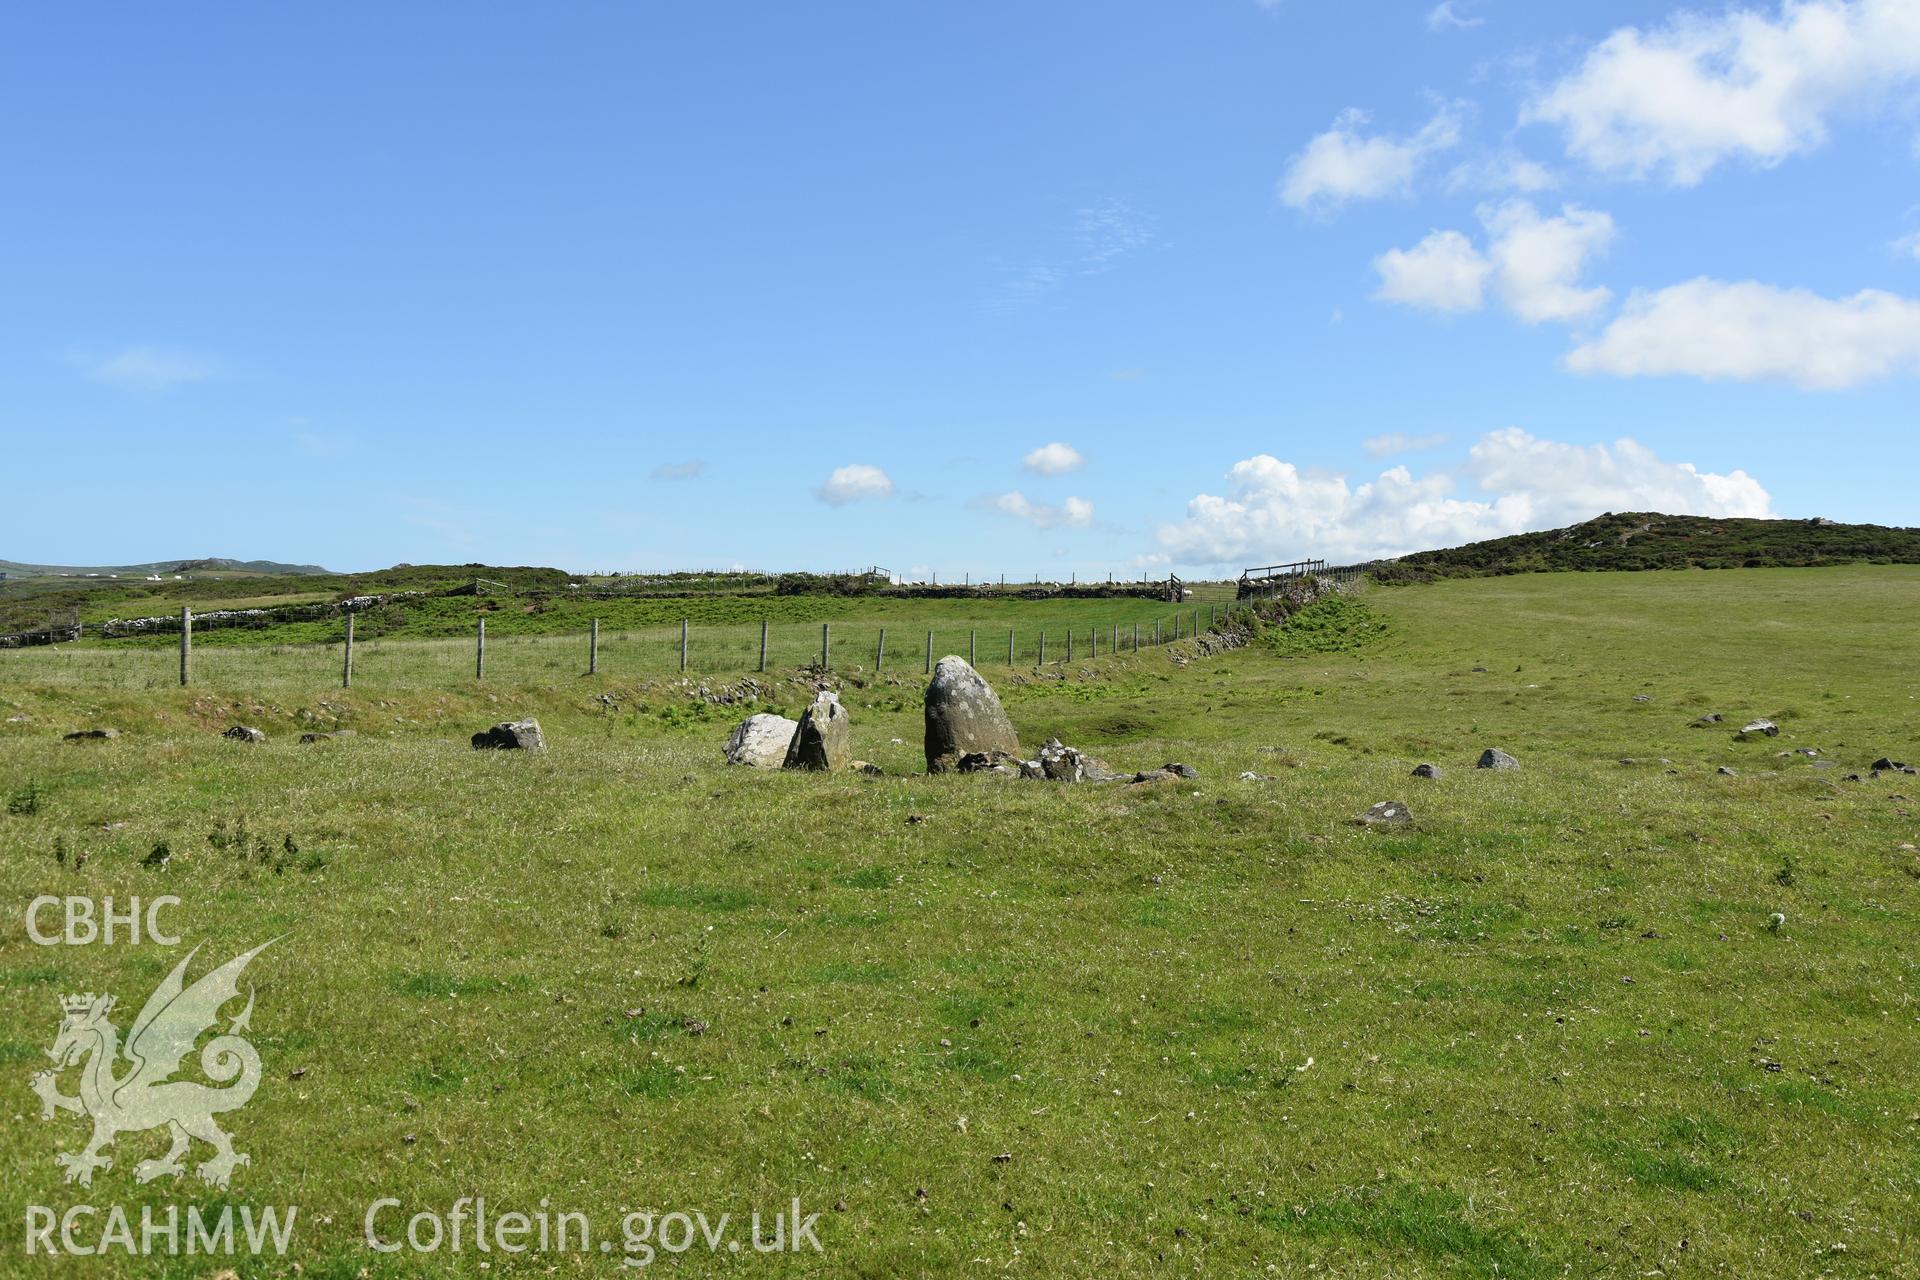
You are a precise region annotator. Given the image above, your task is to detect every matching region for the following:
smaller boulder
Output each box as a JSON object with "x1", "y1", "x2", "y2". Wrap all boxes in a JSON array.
[
  {"x1": 472, "y1": 719, "x2": 546, "y2": 752},
  {"x1": 1160, "y1": 762, "x2": 1199, "y2": 780},
  {"x1": 298, "y1": 729, "x2": 356, "y2": 745},
  {"x1": 1037, "y1": 738, "x2": 1120, "y2": 783},
  {"x1": 784, "y1": 691, "x2": 851, "y2": 772},
  {"x1": 1716, "y1": 766, "x2": 1738, "y2": 777},
  {"x1": 957, "y1": 750, "x2": 1020, "y2": 775},
  {"x1": 1691, "y1": 714, "x2": 1724, "y2": 728},
  {"x1": 724, "y1": 713, "x2": 798, "y2": 769},
  {"x1": 1411, "y1": 763, "x2": 1442, "y2": 779},
  {"x1": 224, "y1": 725, "x2": 266, "y2": 743},
  {"x1": 1870, "y1": 757, "x2": 1916, "y2": 775},
  {"x1": 1476, "y1": 748, "x2": 1520, "y2": 771},
  {"x1": 1631, "y1": 694, "x2": 1652, "y2": 703},
  {"x1": 1738, "y1": 719, "x2": 1779, "y2": 738},
  {"x1": 64, "y1": 728, "x2": 119, "y2": 741},
  {"x1": 1359, "y1": 800, "x2": 1412, "y2": 827},
  {"x1": 851, "y1": 760, "x2": 884, "y2": 777}
]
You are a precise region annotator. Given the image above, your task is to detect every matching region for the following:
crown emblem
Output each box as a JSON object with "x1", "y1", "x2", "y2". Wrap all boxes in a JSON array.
[{"x1": 60, "y1": 993, "x2": 97, "y2": 1014}]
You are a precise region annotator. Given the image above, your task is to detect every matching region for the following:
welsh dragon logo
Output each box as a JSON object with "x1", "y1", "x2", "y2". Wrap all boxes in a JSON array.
[{"x1": 31, "y1": 941, "x2": 275, "y2": 1189}]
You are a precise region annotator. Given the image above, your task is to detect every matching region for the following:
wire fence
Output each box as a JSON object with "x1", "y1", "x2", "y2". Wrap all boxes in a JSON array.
[{"x1": 0, "y1": 602, "x2": 1263, "y2": 694}]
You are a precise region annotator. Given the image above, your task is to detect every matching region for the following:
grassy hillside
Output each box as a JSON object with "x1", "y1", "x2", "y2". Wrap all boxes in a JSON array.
[
  {"x1": 1386, "y1": 512, "x2": 1920, "y2": 578},
  {"x1": 1, "y1": 567, "x2": 1914, "y2": 1276}
]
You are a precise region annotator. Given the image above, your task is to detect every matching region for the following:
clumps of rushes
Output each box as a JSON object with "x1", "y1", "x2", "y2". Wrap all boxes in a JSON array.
[{"x1": 7, "y1": 780, "x2": 43, "y2": 816}]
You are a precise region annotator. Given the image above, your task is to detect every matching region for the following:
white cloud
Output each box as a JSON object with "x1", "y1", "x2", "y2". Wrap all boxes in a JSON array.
[
  {"x1": 1524, "y1": 0, "x2": 1920, "y2": 185},
  {"x1": 817, "y1": 464, "x2": 894, "y2": 506},
  {"x1": 1280, "y1": 104, "x2": 1465, "y2": 210},
  {"x1": 651, "y1": 460, "x2": 706, "y2": 481},
  {"x1": 1482, "y1": 199, "x2": 1616, "y2": 323},
  {"x1": 989, "y1": 491, "x2": 1095, "y2": 530},
  {"x1": 1155, "y1": 429, "x2": 1771, "y2": 568},
  {"x1": 84, "y1": 345, "x2": 217, "y2": 392},
  {"x1": 1022, "y1": 442, "x2": 1085, "y2": 475},
  {"x1": 1364, "y1": 432, "x2": 1451, "y2": 458},
  {"x1": 1373, "y1": 230, "x2": 1492, "y2": 313},
  {"x1": 1566, "y1": 277, "x2": 1920, "y2": 389},
  {"x1": 1895, "y1": 231, "x2": 1920, "y2": 262},
  {"x1": 1427, "y1": 2, "x2": 1484, "y2": 31},
  {"x1": 1445, "y1": 151, "x2": 1557, "y2": 195},
  {"x1": 1372, "y1": 200, "x2": 1614, "y2": 323}
]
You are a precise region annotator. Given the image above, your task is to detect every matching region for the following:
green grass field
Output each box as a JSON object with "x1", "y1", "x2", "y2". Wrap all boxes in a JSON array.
[{"x1": 2, "y1": 567, "x2": 1916, "y2": 1276}]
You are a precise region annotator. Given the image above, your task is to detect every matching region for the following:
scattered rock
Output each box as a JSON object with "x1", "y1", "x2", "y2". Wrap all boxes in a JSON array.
[
  {"x1": 298, "y1": 729, "x2": 357, "y2": 745},
  {"x1": 850, "y1": 760, "x2": 884, "y2": 777},
  {"x1": 1632, "y1": 694, "x2": 1652, "y2": 703},
  {"x1": 1717, "y1": 766, "x2": 1738, "y2": 777},
  {"x1": 223, "y1": 725, "x2": 266, "y2": 743},
  {"x1": 1691, "y1": 714, "x2": 1724, "y2": 727},
  {"x1": 1161, "y1": 762, "x2": 1199, "y2": 780},
  {"x1": 1870, "y1": 757, "x2": 1916, "y2": 775},
  {"x1": 1358, "y1": 800, "x2": 1412, "y2": 827},
  {"x1": 1038, "y1": 738, "x2": 1119, "y2": 783},
  {"x1": 723, "y1": 713, "x2": 799, "y2": 769},
  {"x1": 1470, "y1": 666, "x2": 1488, "y2": 673},
  {"x1": 1411, "y1": 763, "x2": 1443, "y2": 779},
  {"x1": 64, "y1": 728, "x2": 119, "y2": 741},
  {"x1": 784, "y1": 691, "x2": 851, "y2": 772},
  {"x1": 1128, "y1": 768, "x2": 1178, "y2": 785},
  {"x1": 924, "y1": 657, "x2": 1021, "y2": 773},
  {"x1": 1739, "y1": 719, "x2": 1780, "y2": 738},
  {"x1": 471, "y1": 719, "x2": 546, "y2": 752},
  {"x1": 1238, "y1": 770, "x2": 1274, "y2": 781},
  {"x1": 1476, "y1": 748, "x2": 1520, "y2": 771},
  {"x1": 956, "y1": 750, "x2": 1021, "y2": 776}
]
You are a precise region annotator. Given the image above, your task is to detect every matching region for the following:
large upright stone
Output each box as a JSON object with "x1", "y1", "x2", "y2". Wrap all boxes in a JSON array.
[
  {"x1": 924, "y1": 656, "x2": 1020, "y2": 773},
  {"x1": 784, "y1": 691, "x2": 851, "y2": 772},
  {"x1": 724, "y1": 713, "x2": 798, "y2": 768}
]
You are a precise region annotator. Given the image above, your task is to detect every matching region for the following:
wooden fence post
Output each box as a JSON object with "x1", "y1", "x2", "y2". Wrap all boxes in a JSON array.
[
  {"x1": 1008, "y1": 629, "x2": 1015, "y2": 665},
  {"x1": 179, "y1": 606, "x2": 191, "y2": 687},
  {"x1": 589, "y1": 618, "x2": 599, "y2": 675},
  {"x1": 680, "y1": 619, "x2": 689, "y2": 672},
  {"x1": 1038, "y1": 631, "x2": 1046, "y2": 665},
  {"x1": 758, "y1": 620, "x2": 768, "y2": 672},
  {"x1": 1154, "y1": 619, "x2": 1161, "y2": 645},
  {"x1": 1066, "y1": 630, "x2": 1074, "y2": 662},
  {"x1": 821, "y1": 622, "x2": 830, "y2": 669},
  {"x1": 924, "y1": 630, "x2": 933, "y2": 674},
  {"x1": 969, "y1": 629, "x2": 976, "y2": 667},
  {"x1": 1132, "y1": 622, "x2": 1139, "y2": 651},
  {"x1": 876, "y1": 628, "x2": 885, "y2": 671},
  {"x1": 343, "y1": 612, "x2": 354, "y2": 689},
  {"x1": 476, "y1": 617, "x2": 486, "y2": 680}
]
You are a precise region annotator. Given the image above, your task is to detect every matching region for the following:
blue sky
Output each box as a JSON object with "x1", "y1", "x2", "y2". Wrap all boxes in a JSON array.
[{"x1": 4, "y1": 1, "x2": 1917, "y2": 576}]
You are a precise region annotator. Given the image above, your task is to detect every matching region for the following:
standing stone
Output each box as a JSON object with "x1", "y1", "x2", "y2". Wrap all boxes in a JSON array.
[
  {"x1": 724, "y1": 713, "x2": 798, "y2": 769},
  {"x1": 924, "y1": 656, "x2": 1020, "y2": 773},
  {"x1": 472, "y1": 719, "x2": 546, "y2": 752},
  {"x1": 1476, "y1": 748, "x2": 1520, "y2": 770},
  {"x1": 784, "y1": 691, "x2": 851, "y2": 772}
]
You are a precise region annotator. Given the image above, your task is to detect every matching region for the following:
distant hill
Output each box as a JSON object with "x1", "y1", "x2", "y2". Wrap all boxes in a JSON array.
[
  {"x1": 0, "y1": 556, "x2": 331, "y2": 579},
  {"x1": 1385, "y1": 514, "x2": 1920, "y2": 579}
]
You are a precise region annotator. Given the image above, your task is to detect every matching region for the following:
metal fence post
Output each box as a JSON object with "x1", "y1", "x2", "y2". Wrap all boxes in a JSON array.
[{"x1": 179, "y1": 606, "x2": 191, "y2": 687}]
